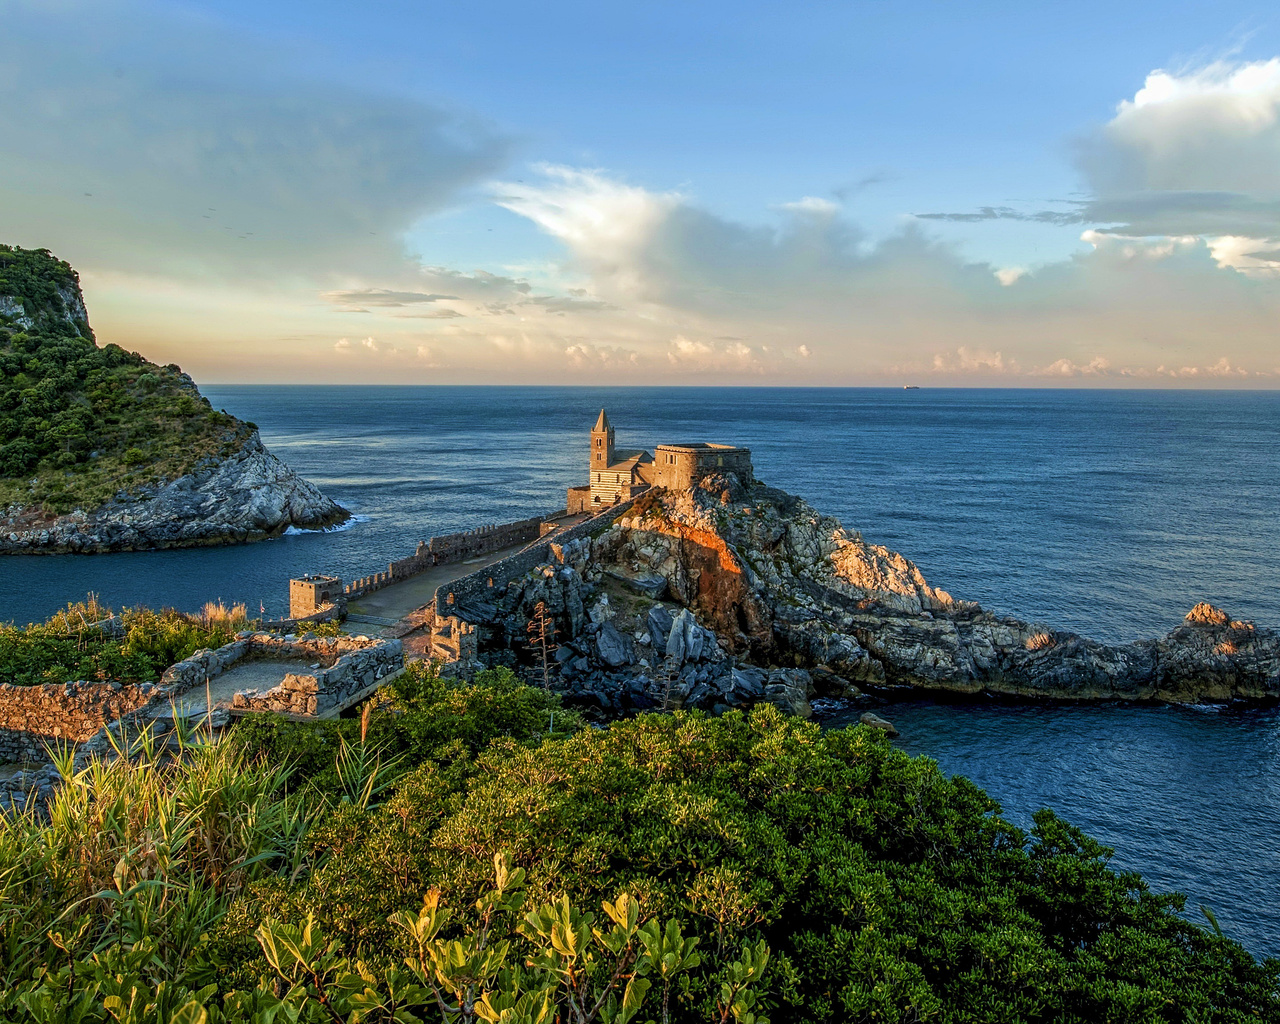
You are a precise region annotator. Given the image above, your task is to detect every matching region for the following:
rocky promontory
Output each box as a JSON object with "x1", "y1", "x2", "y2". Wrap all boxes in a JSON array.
[
  {"x1": 1, "y1": 430, "x2": 347, "y2": 553},
  {"x1": 0, "y1": 244, "x2": 347, "y2": 552},
  {"x1": 453, "y1": 474, "x2": 1279, "y2": 715}
]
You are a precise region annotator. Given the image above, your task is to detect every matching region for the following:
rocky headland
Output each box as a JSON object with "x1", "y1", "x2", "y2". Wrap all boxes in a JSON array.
[
  {"x1": 1, "y1": 430, "x2": 347, "y2": 553},
  {"x1": 0, "y1": 244, "x2": 347, "y2": 552},
  {"x1": 455, "y1": 474, "x2": 1280, "y2": 715}
]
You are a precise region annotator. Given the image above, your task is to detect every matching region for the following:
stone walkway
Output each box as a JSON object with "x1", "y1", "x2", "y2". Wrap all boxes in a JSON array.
[{"x1": 345, "y1": 541, "x2": 532, "y2": 624}]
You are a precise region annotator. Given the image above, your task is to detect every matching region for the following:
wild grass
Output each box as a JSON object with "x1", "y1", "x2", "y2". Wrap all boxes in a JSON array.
[
  {"x1": 197, "y1": 601, "x2": 249, "y2": 630},
  {"x1": 0, "y1": 739, "x2": 309, "y2": 988}
]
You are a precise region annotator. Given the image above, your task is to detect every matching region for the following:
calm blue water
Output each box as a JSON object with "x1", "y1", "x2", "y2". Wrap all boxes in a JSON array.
[{"x1": 3, "y1": 386, "x2": 1279, "y2": 957}]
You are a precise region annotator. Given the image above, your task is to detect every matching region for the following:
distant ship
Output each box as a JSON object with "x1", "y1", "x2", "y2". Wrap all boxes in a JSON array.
[{"x1": 903, "y1": 385, "x2": 920, "y2": 390}]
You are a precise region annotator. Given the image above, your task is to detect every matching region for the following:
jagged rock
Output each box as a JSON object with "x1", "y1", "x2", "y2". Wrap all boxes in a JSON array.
[
  {"x1": 588, "y1": 595, "x2": 614, "y2": 624},
  {"x1": 859, "y1": 712, "x2": 899, "y2": 737},
  {"x1": 1186, "y1": 602, "x2": 1230, "y2": 627},
  {"x1": 730, "y1": 666, "x2": 766, "y2": 698},
  {"x1": 762, "y1": 668, "x2": 813, "y2": 718},
  {"x1": 605, "y1": 570, "x2": 668, "y2": 599},
  {"x1": 595, "y1": 623, "x2": 634, "y2": 668},
  {"x1": 647, "y1": 605, "x2": 674, "y2": 649}
]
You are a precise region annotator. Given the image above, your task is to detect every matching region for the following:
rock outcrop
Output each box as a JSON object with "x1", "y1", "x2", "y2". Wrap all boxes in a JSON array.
[
  {"x1": 456, "y1": 477, "x2": 1280, "y2": 715},
  {"x1": 1, "y1": 431, "x2": 348, "y2": 553}
]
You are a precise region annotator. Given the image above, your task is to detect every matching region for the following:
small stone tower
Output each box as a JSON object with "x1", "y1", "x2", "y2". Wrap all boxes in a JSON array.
[{"x1": 591, "y1": 408, "x2": 615, "y2": 472}]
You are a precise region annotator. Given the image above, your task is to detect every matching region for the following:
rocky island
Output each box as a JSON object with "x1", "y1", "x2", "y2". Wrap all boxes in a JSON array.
[
  {"x1": 412, "y1": 412, "x2": 1280, "y2": 712},
  {"x1": 0, "y1": 245, "x2": 347, "y2": 552}
]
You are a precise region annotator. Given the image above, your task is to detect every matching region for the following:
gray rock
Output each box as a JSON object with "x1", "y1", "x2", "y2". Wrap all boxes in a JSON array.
[
  {"x1": 596, "y1": 623, "x2": 635, "y2": 668},
  {"x1": 859, "y1": 712, "x2": 899, "y2": 737},
  {"x1": 731, "y1": 666, "x2": 766, "y2": 698},
  {"x1": 648, "y1": 605, "x2": 674, "y2": 648},
  {"x1": 607, "y1": 571, "x2": 668, "y2": 600}
]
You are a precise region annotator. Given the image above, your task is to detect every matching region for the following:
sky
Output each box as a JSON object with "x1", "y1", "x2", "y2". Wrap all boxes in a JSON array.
[{"x1": 5, "y1": 1, "x2": 1280, "y2": 386}]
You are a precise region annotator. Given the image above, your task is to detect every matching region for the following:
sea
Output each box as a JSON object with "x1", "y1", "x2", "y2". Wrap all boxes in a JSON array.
[{"x1": 3, "y1": 386, "x2": 1279, "y2": 959}]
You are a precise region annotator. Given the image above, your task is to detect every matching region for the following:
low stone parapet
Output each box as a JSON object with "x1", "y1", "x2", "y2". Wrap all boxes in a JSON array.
[{"x1": 229, "y1": 634, "x2": 403, "y2": 717}]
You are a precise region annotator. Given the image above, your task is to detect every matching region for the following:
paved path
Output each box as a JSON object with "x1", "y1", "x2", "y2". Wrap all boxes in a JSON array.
[{"x1": 345, "y1": 541, "x2": 532, "y2": 623}]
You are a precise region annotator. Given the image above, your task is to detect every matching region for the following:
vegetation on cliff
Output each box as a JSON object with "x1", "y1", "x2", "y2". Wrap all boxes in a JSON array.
[
  {"x1": 0, "y1": 245, "x2": 255, "y2": 515},
  {"x1": 0, "y1": 663, "x2": 1275, "y2": 1022}
]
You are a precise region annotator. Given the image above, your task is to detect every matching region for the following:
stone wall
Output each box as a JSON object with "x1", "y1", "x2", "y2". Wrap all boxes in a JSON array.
[
  {"x1": 344, "y1": 516, "x2": 549, "y2": 600},
  {"x1": 435, "y1": 499, "x2": 639, "y2": 617},
  {"x1": 0, "y1": 680, "x2": 158, "y2": 762},
  {"x1": 229, "y1": 634, "x2": 403, "y2": 716}
]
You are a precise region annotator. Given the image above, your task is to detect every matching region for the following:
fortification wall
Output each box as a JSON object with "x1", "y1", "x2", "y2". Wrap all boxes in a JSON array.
[
  {"x1": 436, "y1": 499, "x2": 639, "y2": 615},
  {"x1": 344, "y1": 516, "x2": 548, "y2": 601}
]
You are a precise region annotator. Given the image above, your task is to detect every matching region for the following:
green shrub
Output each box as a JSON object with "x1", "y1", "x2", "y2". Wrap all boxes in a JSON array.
[
  {"x1": 0, "y1": 668, "x2": 1275, "y2": 1023},
  {"x1": 0, "y1": 600, "x2": 241, "y2": 685}
]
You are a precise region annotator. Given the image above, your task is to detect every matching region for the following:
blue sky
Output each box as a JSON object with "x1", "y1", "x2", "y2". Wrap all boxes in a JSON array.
[{"x1": 5, "y1": 0, "x2": 1280, "y2": 384}]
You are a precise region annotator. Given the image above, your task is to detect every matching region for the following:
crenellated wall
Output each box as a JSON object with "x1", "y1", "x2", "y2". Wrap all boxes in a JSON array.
[{"x1": 343, "y1": 516, "x2": 549, "y2": 601}]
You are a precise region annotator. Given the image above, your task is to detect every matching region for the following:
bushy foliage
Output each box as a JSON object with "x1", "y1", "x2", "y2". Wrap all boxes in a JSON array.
[
  {"x1": 0, "y1": 666, "x2": 1275, "y2": 1023},
  {"x1": 0, "y1": 244, "x2": 254, "y2": 513},
  {"x1": 0, "y1": 599, "x2": 246, "y2": 686}
]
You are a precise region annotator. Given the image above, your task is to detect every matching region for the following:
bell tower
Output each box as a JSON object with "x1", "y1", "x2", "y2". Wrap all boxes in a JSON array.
[{"x1": 591, "y1": 408, "x2": 615, "y2": 472}]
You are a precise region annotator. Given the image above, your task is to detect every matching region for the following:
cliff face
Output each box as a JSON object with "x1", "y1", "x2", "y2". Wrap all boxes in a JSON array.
[
  {"x1": 605, "y1": 480, "x2": 1280, "y2": 704},
  {"x1": 1, "y1": 431, "x2": 347, "y2": 553},
  {"x1": 468, "y1": 475, "x2": 1279, "y2": 714},
  {"x1": 0, "y1": 244, "x2": 348, "y2": 552}
]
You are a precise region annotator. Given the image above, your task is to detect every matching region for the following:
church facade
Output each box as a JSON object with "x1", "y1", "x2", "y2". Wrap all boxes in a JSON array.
[{"x1": 566, "y1": 409, "x2": 752, "y2": 513}]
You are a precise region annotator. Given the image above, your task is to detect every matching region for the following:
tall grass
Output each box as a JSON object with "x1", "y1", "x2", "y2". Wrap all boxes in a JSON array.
[
  {"x1": 0, "y1": 740, "x2": 309, "y2": 988},
  {"x1": 39, "y1": 594, "x2": 111, "y2": 633},
  {"x1": 197, "y1": 601, "x2": 249, "y2": 630}
]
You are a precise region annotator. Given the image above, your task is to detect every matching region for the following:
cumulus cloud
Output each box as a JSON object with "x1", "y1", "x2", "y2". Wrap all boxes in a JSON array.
[
  {"x1": 922, "y1": 59, "x2": 1280, "y2": 245},
  {"x1": 490, "y1": 161, "x2": 1280, "y2": 383},
  {"x1": 335, "y1": 336, "x2": 398, "y2": 356},
  {"x1": 0, "y1": 0, "x2": 507, "y2": 282},
  {"x1": 564, "y1": 343, "x2": 640, "y2": 367}
]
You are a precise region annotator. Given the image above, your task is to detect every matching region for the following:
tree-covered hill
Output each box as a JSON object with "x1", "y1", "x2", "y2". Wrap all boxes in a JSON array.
[{"x1": 0, "y1": 244, "x2": 254, "y2": 515}]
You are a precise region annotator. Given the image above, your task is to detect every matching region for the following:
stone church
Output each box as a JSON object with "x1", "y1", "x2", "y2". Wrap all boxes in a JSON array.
[{"x1": 566, "y1": 409, "x2": 753, "y2": 512}]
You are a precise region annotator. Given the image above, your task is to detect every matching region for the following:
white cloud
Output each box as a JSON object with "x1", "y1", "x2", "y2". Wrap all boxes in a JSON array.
[
  {"x1": 1040, "y1": 356, "x2": 1113, "y2": 377},
  {"x1": 931, "y1": 347, "x2": 1012, "y2": 374},
  {"x1": 1205, "y1": 236, "x2": 1280, "y2": 277},
  {"x1": 495, "y1": 166, "x2": 680, "y2": 298},
  {"x1": 780, "y1": 196, "x2": 840, "y2": 216},
  {"x1": 1074, "y1": 59, "x2": 1280, "y2": 240},
  {"x1": 564, "y1": 343, "x2": 640, "y2": 367},
  {"x1": 335, "y1": 336, "x2": 397, "y2": 356},
  {"x1": 1101, "y1": 60, "x2": 1280, "y2": 193},
  {"x1": 994, "y1": 267, "x2": 1026, "y2": 286}
]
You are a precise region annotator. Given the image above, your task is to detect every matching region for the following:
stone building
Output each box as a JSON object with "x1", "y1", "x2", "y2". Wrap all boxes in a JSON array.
[
  {"x1": 566, "y1": 409, "x2": 752, "y2": 512},
  {"x1": 652, "y1": 443, "x2": 754, "y2": 492},
  {"x1": 289, "y1": 574, "x2": 344, "y2": 618}
]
